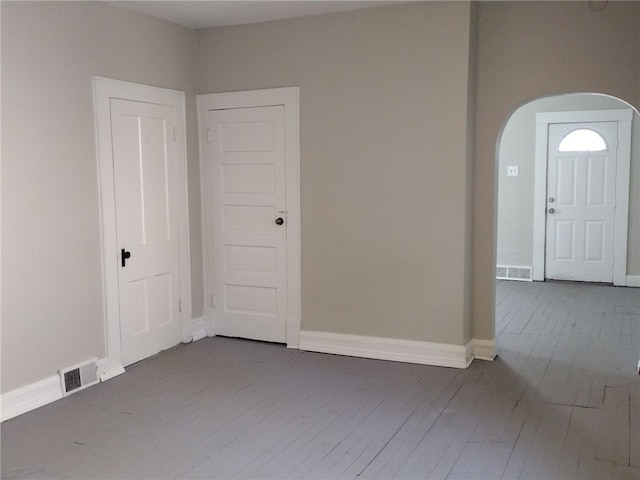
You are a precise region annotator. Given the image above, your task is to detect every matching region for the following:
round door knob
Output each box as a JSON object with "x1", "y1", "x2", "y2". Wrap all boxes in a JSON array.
[
  {"x1": 548, "y1": 208, "x2": 555, "y2": 214},
  {"x1": 275, "y1": 217, "x2": 284, "y2": 225}
]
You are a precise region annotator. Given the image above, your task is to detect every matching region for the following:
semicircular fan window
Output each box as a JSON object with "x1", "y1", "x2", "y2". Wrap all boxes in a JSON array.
[{"x1": 558, "y1": 128, "x2": 607, "y2": 152}]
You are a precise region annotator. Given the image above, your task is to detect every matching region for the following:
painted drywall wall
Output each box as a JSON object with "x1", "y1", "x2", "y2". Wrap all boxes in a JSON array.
[
  {"x1": 473, "y1": 0, "x2": 640, "y2": 340},
  {"x1": 497, "y1": 94, "x2": 640, "y2": 275},
  {"x1": 1, "y1": 1, "x2": 201, "y2": 394},
  {"x1": 196, "y1": 2, "x2": 476, "y2": 346},
  {"x1": 463, "y1": 2, "x2": 478, "y2": 345}
]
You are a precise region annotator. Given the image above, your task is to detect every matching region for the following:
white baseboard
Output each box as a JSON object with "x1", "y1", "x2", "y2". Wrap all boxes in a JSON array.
[
  {"x1": 2, "y1": 356, "x2": 125, "y2": 422},
  {"x1": 0, "y1": 375, "x2": 62, "y2": 422},
  {"x1": 626, "y1": 275, "x2": 640, "y2": 287},
  {"x1": 299, "y1": 330, "x2": 473, "y2": 369},
  {"x1": 472, "y1": 338, "x2": 496, "y2": 361},
  {"x1": 191, "y1": 316, "x2": 207, "y2": 341},
  {"x1": 97, "y1": 362, "x2": 125, "y2": 382}
]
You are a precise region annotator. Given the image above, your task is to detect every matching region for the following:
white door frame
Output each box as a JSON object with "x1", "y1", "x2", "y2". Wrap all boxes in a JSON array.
[
  {"x1": 94, "y1": 77, "x2": 192, "y2": 380},
  {"x1": 533, "y1": 109, "x2": 632, "y2": 285},
  {"x1": 198, "y1": 87, "x2": 301, "y2": 347}
]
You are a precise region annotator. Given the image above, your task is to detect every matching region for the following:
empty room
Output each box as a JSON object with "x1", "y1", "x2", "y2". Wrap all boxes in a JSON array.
[{"x1": 1, "y1": 1, "x2": 639, "y2": 479}]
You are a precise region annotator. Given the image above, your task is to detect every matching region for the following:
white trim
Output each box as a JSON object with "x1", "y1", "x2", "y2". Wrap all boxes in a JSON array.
[
  {"x1": 299, "y1": 331, "x2": 473, "y2": 369},
  {"x1": 0, "y1": 376, "x2": 62, "y2": 422},
  {"x1": 191, "y1": 316, "x2": 208, "y2": 342},
  {"x1": 96, "y1": 358, "x2": 125, "y2": 383},
  {"x1": 93, "y1": 77, "x2": 192, "y2": 372},
  {"x1": 198, "y1": 87, "x2": 301, "y2": 347},
  {"x1": 465, "y1": 341, "x2": 474, "y2": 366},
  {"x1": 625, "y1": 275, "x2": 640, "y2": 287},
  {"x1": 472, "y1": 338, "x2": 496, "y2": 361},
  {"x1": 533, "y1": 109, "x2": 633, "y2": 284},
  {"x1": 1, "y1": 355, "x2": 125, "y2": 421}
]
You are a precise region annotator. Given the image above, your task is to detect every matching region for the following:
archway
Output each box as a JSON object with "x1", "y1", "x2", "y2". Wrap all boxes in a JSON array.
[{"x1": 494, "y1": 93, "x2": 640, "y2": 341}]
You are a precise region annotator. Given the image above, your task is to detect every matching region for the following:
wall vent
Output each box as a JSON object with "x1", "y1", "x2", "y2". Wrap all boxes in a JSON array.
[
  {"x1": 496, "y1": 265, "x2": 532, "y2": 282},
  {"x1": 59, "y1": 358, "x2": 98, "y2": 396}
]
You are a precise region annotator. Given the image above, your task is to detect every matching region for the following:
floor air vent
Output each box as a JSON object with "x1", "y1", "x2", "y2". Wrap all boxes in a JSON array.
[
  {"x1": 59, "y1": 358, "x2": 98, "y2": 396},
  {"x1": 496, "y1": 265, "x2": 532, "y2": 282}
]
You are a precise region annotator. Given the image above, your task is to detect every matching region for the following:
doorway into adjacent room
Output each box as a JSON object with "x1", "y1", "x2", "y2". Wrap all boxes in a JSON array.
[
  {"x1": 495, "y1": 93, "x2": 637, "y2": 286},
  {"x1": 494, "y1": 92, "x2": 640, "y2": 371}
]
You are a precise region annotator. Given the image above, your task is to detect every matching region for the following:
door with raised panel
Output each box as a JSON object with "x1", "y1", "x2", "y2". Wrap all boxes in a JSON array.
[
  {"x1": 209, "y1": 106, "x2": 288, "y2": 343},
  {"x1": 545, "y1": 121, "x2": 618, "y2": 282},
  {"x1": 111, "y1": 99, "x2": 181, "y2": 365}
]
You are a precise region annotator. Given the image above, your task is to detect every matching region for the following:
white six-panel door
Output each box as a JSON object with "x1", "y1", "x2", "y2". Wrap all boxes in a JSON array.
[
  {"x1": 545, "y1": 121, "x2": 618, "y2": 283},
  {"x1": 110, "y1": 99, "x2": 182, "y2": 365},
  {"x1": 209, "y1": 106, "x2": 288, "y2": 343}
]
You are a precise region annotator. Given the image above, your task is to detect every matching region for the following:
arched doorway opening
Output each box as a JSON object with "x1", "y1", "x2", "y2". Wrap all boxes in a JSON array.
[
  {"x1": 494, "y1": 92, "x2": 640, "y2": 344},
  {"x1": 496, "y1": 93, "x2": 640, "y2": 286}
]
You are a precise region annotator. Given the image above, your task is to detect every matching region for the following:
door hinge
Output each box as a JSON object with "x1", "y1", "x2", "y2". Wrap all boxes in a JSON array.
[
  {"x1": 173, "y1": 127, "x2": 177, "y2": 142},
  {"x1": 178, "y1": 299, "x2": 182, "y2": 313},
  {"x1": 207, "y1": 128, "x2": 212, "y2": 144},
  {"x1": 210, "y1": 294, "x2": 215, "y2": 308}
]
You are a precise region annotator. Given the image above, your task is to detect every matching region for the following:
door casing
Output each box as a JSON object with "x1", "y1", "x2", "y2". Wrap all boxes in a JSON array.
[
  {"x1": 94, "y1": 77, "x2": 192, "y2": 380},
  {"x1": 198, "y1": 87, "x2": 301, "y2": 347},
  {"x1": 533, "y1": 109, "x2": 632, "y2": 285}
]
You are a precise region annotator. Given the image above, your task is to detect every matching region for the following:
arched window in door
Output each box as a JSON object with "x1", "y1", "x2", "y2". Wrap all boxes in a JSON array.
[{"x1": 558, "y1": 128, "x2": 607, "y2": 152}]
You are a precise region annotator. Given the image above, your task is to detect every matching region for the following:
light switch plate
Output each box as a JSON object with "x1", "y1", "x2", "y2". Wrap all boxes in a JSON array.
[{"x1": 507, "y1": 165, "x2": 519, "y2": 177}]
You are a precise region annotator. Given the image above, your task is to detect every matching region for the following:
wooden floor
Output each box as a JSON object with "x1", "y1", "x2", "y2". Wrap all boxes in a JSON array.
[{"x1": 2, "y1": 281, "x2": 639, "y2": 479}]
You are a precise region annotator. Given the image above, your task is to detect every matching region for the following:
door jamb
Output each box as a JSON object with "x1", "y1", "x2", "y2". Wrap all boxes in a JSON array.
[
  {"x1": 93, "y1": 77, "x2": 192, "y2": 380},
  {"x1": 197, "y1": 87, "x2": 301, "y2": 347},
  {"x1": 532, "y1": 108, "x2": 632, "y2": 285}
]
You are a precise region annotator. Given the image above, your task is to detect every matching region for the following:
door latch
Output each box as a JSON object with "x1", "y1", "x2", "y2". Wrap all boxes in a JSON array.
[{"x1": 121, "y1": 248, "x2": 131, "y2": 267}]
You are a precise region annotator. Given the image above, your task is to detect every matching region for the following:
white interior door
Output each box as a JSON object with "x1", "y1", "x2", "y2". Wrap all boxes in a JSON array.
[
  {"x1": 209, "y1": 106, "x2": 288, "y2": 343},
  {"x1": 545, "y1": 121, "x2": 618, "y2": 282},
  {"x1": 111, "y1": 98, "x2": 182, "y2": 365}
]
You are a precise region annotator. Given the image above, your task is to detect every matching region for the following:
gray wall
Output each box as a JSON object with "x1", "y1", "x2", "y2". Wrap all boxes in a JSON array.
[
  {"x1": 196, "y1": 2, "x2": 477, "y2": 346},
  {"x1": 1, "y1": 1, "x2": 201, "y2": 393},
  {"x1": 496, "y1": 94, "x2": 640, "y2": 275},
  {"x1": 473, "y1": 0, "x2": 640, "y2": 340}
]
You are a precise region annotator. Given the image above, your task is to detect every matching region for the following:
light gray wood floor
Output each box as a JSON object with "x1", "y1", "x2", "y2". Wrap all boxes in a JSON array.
[{"x1": 2, "y1": 281, "x2": 639, "y2": 479}]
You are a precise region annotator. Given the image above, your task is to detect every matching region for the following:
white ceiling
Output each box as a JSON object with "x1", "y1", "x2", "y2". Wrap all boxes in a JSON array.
[{"x1": 104, "y1": 1, "x2": 410, "y2": 30}]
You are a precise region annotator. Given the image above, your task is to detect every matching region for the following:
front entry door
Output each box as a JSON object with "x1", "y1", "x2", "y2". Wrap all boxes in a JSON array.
[
  {"x1": 110, "y1": 99, "x2": 182, "y2": 365},
  {"x1": 545, "y1": 121, "x2": 618, "y2": 283},
  {"x1": 208, "y1": 106, "x2": 288, "y2": 343}
]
